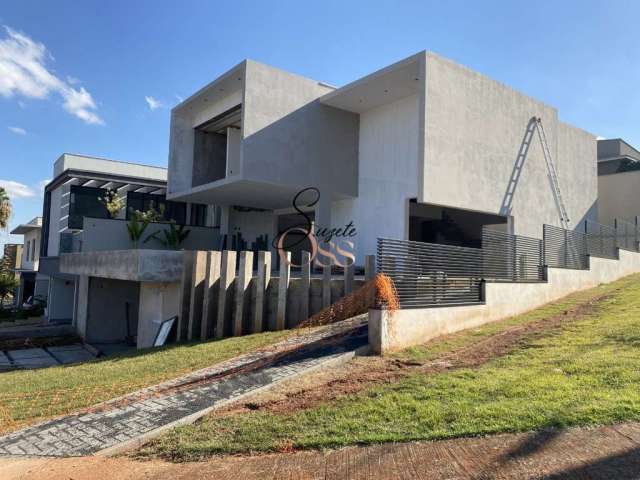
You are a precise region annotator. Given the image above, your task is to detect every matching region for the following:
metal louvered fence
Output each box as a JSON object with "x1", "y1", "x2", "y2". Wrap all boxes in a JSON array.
[
  {"x1": 585, "y1": 220, "x2": 619, "y2": 259},
  {"x1": 543, "y1": 224, "x2": 589, "y2": 270},
  {"x1": 377, "y1": 219, "x2": 639, "y2": 309},
  {"x1": 481, "y1": 227, "x2": 545, "y2": 282},
  {"x1": 376, "y1": 238, "x2": 484, "y2": 308},
  {"x1": 615, "y1": 219, "x2": 639, "y2": 252}
]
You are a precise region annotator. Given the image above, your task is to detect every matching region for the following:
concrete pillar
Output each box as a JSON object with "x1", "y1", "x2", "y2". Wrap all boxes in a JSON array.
[
  {"x1": 75, "y1": 275, "x2": 90, "y2": 340},
  {"x1": 344, "y1": 261, "x2": 354, "y2": 295},
  {"x1": 299, "y1": 251, "x2": 311, "y2": 322},
  {"x1": 188, "y1": 250, "x2": 207, "y2": 341},
  {"x1": 233, "y1": 251, "x2": 253, "y2": 336},
  {"x1": 276, "y1": 251, "x2": 291, "y2": 330},
  {"x1": 216, "y1": 250, "x2": 236, "y2": 339},
  {"x1": 365, "y1": 255, "x2": 376, "y2": 282},
  {"x1": 177, "y1": 251, "x2": 194, "y2": 342},
  {"x1": 201, "y1": 251, "x2": 221, "y2": 339},
  {"x1": 322, "y1": 261, "x2": 332, "y2": 308},
  {"x1": 138, "y1": 282, "x2": 181, "y2": 349},
  {"x1": 253, "y1": 251, "x2": 271, "y2": 333}
]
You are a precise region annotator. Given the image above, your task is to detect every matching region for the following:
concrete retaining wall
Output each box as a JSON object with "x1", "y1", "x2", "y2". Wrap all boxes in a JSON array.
[{"x1": 369, "y1": 249, "x2": 640, "y2": 353}]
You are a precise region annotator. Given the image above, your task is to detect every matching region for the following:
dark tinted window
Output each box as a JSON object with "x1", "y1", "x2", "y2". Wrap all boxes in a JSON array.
[
  {"x1": 126, "y1": 192, "x2": 187, "y2": 225},
  {"x1": 69, "y1": 186, "x2": 109, "y2": 229},
  {"x1": 190, "y1": 204, "x2": 207, "y2": 227}
]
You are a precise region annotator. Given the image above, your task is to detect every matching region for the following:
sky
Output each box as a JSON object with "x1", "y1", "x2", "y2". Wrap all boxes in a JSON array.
[{"x1": 1, "y1": 0, "x2": 639, "y2": 249}]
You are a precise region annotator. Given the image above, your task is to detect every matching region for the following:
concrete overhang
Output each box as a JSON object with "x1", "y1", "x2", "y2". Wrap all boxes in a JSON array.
[
  {"x1": 320, "y1": 52, "x2": 424, "y2": 113},
  {"x1": 10, "y1": 223, "x2": 41, "y2": 235},
  {"x1": 172, "y1": 62, "x2": 246, "y2": 116},
  {"x1": 60, "y1": 250, "x2": 184, "y2": 282},
  {"x1": 168, "y1": 177, "x2": 353, "y2": 210}
]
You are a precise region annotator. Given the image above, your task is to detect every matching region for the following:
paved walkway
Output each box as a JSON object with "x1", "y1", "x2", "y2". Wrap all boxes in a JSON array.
[
  {"x1": 0, "y1": 344, "x2": 97, "y2": 371},
  {"x1": 2, "y1": 422, "x2": 640, "y2": 479},
  {"x1": 0, "y1": 319, "x2": 367, "y2": 457}
]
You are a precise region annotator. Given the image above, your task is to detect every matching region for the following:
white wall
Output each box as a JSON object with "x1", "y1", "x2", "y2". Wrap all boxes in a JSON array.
[
  {"x1": 332, "y1": 94, "x2": 420, "y2": 265},
  {"x1": 20, "y1": 229, "x2": 41, "y2": 271},
  {"x1": 48, "y1": 276, "x2": 75, "y2": 322},
  {"x1": 54, "y1": 154, "x2": 166, "y2": 182},
  {"x1": 137, "y1": 282, "x2": 181, "y2": 348},
  {"x1": 47, "y1": 185, "x2": 64, "y2": 256}
]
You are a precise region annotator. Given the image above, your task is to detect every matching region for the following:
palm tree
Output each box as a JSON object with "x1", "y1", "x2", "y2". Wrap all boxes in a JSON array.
[{"x1": 0, "y1": 187, "x2": 10, "y2": 230}]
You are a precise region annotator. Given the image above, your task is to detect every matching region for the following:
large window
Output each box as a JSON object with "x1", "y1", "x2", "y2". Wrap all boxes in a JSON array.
[
  {"x1": 190, "y1": 204, "x2": 207, "y2": 227},
  {"x1": 69, "y1": 186, "x2": 109, "y2": 229}
]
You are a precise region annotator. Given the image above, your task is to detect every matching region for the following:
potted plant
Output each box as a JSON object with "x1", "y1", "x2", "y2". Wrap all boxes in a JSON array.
[{"x1": 145, "y1": 222, "x2": 191, "y2": 250}]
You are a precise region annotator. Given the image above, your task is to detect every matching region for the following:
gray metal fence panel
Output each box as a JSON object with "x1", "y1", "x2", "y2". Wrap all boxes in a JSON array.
[{"x1": 377, "y1": 238, "x2": 484, "y2": 308}]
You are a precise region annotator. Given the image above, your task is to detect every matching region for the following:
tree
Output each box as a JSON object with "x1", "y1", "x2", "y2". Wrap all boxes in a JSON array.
[
  {"x1": 0, "y1": 273, "x2": 18, "y2": 310},
  {"x1": 99, "y1": 189, "x2": 125, "y2": 219},
  {"x1": 0, "y1": 187, "x2": 11, "y2": 230}
]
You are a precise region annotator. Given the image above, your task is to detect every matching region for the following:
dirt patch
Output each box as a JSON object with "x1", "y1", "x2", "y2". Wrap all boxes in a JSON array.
[
  {"x1": 220, "y1": 291, "x2": 611, "y2": 416},
  {"x1": 4, "y1": 422, "x2": 640, "y2": 479}
]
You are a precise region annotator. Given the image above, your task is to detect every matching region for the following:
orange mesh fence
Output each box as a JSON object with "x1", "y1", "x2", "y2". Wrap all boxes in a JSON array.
[{"x1": 298, "y1": 273, "x2": 399, "y2": 329}]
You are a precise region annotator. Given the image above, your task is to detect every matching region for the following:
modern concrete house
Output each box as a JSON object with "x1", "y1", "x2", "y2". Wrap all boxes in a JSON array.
[
  {"x1": 596, "y1": 138, "x2": 640, "y2": 226},
  {"x1": 9, "y1": 217, "x2": 47, "y2": 306},
  {"x1": 39, "y1": 153, "x2": 218, "y2": 336},
  {"x1": 167, "y1": 51, "x2": 597, "y2": 266}
]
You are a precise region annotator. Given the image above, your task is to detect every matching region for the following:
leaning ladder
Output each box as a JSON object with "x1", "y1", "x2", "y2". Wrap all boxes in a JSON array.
[{"x1": 534, "y1": 117, "x2": 571, "y2": 230}]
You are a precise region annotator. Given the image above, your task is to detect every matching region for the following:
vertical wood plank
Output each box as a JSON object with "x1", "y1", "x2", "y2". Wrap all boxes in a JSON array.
[
  {"x1": 299, "y1": 251, "x2": 311, "y2": 323},
  {"x1": 365, "y1": 255, "x2": 376, "y2": 282},
  {"x1": 216, "y1": 250, "x2": 236, "y2": 339},
  {"x1": 253, "y1": 250, "x2": 271, "y2": 333},
  {"x1": 344, "y1": 260, "x2": 354, "y2": 295},
  {"x1": 177, "y1": 250, "x2": 194, "y2": 342},
  {"x1": 233, "y1": 251, "x2": 253, "y2": 336},
  {"x1": 276, "y1": 251, "x2": 291, "y2": 330},
  {"x1": 188, "y1": 250, "x2": 207, "y2": 340},
  {"x1": 322, "y1": 260, "x2": 332, "y2": 308},
  {"x1": 201, "y1": 250, "x2": 221, "y2": 339}
]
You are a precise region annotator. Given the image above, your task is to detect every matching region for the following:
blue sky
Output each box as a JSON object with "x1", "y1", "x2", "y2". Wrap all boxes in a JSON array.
[{"x1": 1, "y1": 0, "x2": 639, "y2": 248}]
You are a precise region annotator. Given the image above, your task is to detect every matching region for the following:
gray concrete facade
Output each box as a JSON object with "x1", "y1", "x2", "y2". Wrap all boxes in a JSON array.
[{"x1": 168, "y1": 52, "x2": 598, "y2": 266}]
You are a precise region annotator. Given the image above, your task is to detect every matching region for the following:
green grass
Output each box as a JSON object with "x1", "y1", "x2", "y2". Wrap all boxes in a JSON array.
[
  {"x1": 140, "y1": 274, "x2": 640, "y2": 460},
  {"x1": 0, "y1": 330, "x2": 292, "y2": 434}
]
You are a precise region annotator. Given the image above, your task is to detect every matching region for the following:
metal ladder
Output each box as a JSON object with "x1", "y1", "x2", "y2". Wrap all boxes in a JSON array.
[{"x1": 534, "y1": 117, "x2": 571, "y2": 230}]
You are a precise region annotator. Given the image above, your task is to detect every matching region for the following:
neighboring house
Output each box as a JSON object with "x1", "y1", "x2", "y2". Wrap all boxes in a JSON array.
[
  {"x1": 596, "y1": 138, "x2": 640, "y2": 226},
  {"x1": 167, "y1": 51, "x2": 598, "y2": 267},
  {"x1": 1, "y1": 243, "x2": 23, "y2": 306},
  {"x1": 39, "y1": 153, "x2": 218, "y2": 329},
  {"x1": 9, "y1": 217, "x2": 47, "y2": 306}
]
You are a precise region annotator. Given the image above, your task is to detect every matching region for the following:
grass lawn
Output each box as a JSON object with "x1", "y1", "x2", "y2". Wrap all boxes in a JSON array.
[
  {"x1": 0, "y1": 330, "x2": 292, "y2": 434},
  {"x1": 141, "y1": 274, "x2": 640, "y2": 460}
]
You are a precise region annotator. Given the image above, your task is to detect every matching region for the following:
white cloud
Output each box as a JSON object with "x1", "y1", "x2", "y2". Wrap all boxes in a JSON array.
[
  {"x1": 175, "y1": 94, "x2": 184, "y2": 104},
  {"x1": 7, "y1": 126, "x2": 26, "y2": 135},
  {"x1": 0, "y1": 179, "x2": 35, "y2": 198},
  {"x1": 145, "y1": 96, "x2": 163, "y2": 110},
  {"x1": 0, "y1": 26, "x2": 104, "y2": 125}
]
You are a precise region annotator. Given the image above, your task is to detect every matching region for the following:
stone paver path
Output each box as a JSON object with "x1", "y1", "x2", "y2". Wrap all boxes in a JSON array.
[{"x1": 0, "y1": 321, "x2": 367, "y2": 457}]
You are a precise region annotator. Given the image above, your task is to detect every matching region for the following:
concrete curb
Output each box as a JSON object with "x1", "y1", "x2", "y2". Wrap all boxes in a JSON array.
[{"x1": 96, "y1": 344, "x2": 370, "y2": 457}]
